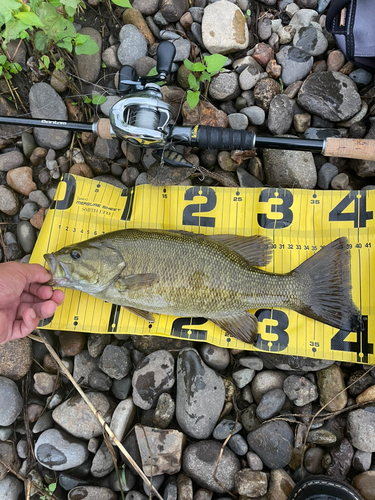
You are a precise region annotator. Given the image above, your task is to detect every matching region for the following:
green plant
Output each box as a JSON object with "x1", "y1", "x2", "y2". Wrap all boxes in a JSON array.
[
  {"x1": 83, "y1": 94, "x2": 107, "y2": 105},
  {"x1": 183, "y1": 53, "x2": 228, "y2": 109},
  {"x1": 0, "y1": 54, "x2": 21, "y2": 79},
  {"x1": 39, "y1": 480, "x2": 57, "y2": 500},
  {"x1": 0, "y1": 0, "x2": 105, "y2": 55},
  {"x1": 244, "y1": 8, "x2": 251, "y2": 19}
]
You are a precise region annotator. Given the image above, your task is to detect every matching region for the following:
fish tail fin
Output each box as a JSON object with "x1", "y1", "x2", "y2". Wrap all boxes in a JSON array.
[{"x1": 291, "y1": 237, "x2": 360, "y2": 331}]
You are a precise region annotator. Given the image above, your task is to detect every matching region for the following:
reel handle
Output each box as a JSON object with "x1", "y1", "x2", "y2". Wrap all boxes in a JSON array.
[
  {"x1": 156, "y1": 41, "x2": 176, "y2": 78},
  {"x1": 118, "y1": 65, "x2": 137, "y2": 93}
]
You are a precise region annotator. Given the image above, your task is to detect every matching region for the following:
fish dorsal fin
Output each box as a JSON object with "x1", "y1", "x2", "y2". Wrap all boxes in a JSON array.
[
  {"x1": 208, "y1": 234, "x2": 273, "y2": 267},
  {"x1": 125, "y1": 307, "x2": 155, "y2": 322},
  {"x1": 209, "y1": 311, "x2": 258, "y2": 344},
  {"x1": 114, "y1": 273, "x2": 158, "y2": 292}
]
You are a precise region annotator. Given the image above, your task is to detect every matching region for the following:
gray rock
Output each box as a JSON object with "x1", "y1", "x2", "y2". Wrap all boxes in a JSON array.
[
  {"x1": 171, "y1": 38, "x2": 191, "y2": 62},
  {"x1": 73, "y1": 350, "x2": 100, "y2": 385},
  {"x1": 268, "y1": 94, "x2": 294, "y2": 135},
  {"x1": 251, "y1": 370, "x2": 287, "y2": 404},
  {"x1": 349, "y1": 68, "x2": 373, "y2": 86},
  {"x1": 289, "y1": 8, "x2": 318, "y2": 31},
  {"x1": 234, "y1": 469, "x2": 268, "y2": 497},
  {"x1": 102, "y1": 45, "x2": 121, "y2": 70},
  {"x1": 347, "y1": 409, "x2": 375, "y2": 452},
  {"x1": 133, "y1": 0, "x2": 159, "y2": 15},
  {"x1": 191, "y1": 22, "x2": 204, "y2": 47},
  {"x1": 258, "y1": 17, "x2": 272, "y2": 41},
  {"x1": 233, "y1": 368, "x2": 256, "y2": 388},
  {"x1": 240, "y1": 106, "x2": 265, "y2": 125},
  {"x1": 132, "y1": 350, "x2": 175, "y2": 410},
  {"x1": 121, "y1": 166, "x2": 140, "y2": 187},
  {"x1": 0, "y1": 427, "x2": 13, "y2": 441},
  {"x1": 263, "y1": 147, "x2": 317, "y2": 188},
  {"x1": 29, "y1": 83, "x2": 71, "y2": 149},
  {"x1": 209, "y1": 72, "x2": 241, "y2": 101},
  {"x1": 94, "y1": 137, "x2": 120, "y2": 160},
  {"x1": 284, "y1": 375, "x2": 318, "y2": 406},
  {"x1": 91, "y1": 441, "x2": 116, "y2": 478},
  {"x1": 52, "y1": 392, "x2": 115, "y2": 440},
  {"x1": 32, "y1": 411, "x2": 54, "y2": 434},
  {"x1": 22, "y1": 132, "x2": 37, "y2": 159},
  {"x1": 0, "y1": 475, "x2": 23, "y2": 500},
  {"x1": 239, "y1": 356, "x2": 263, "y2": 371},
  {"x1": 228, "y1": 434, "x2": 248, "y2": 456},
  {"x1": 0, "y1": 150, "x2": 24, "y2": 171},
  {"x1": 307, "y1": 429, "x2": 337, "y2": 444},
  {"x1": 213, "y1": 419, "x2": 243, "y2": 440},
  {"x1": 202, "y1": 1, "x2": 249, "y2": 54},
  {"x1": 111, "y1": 375, "x2": 132, "y2": 400},
  {"x1": 29, "y1": 189, "x2": 50, "y2": 207},
  {"x1": 293, "y1": 23, "x2": 328, "y2": 56},
  {"x1": 35, "y1": 428, "x2": 89, "y2": 471},
  {"x1": 0, "y1": 376, "x2": 23, "y2": 426},
  {"x1": 326, "y1": 438, "x2": 354, "y2": 479},
  {"x1": 237, "y1": 168, "x2": 263, "y2": 188},
  {"x1": 199, "y1": 344, "x2": 230, "y2": 370},
  {"x1": 298, "y1": 71, "x2": 361, "y2": 121},
  {"x1": 99, "y1": 95, "x2": 121, "y2": 117},
  {"x1": 176, "y1": 348, "x2": 225, "y2": 439},
  {"x1": 110, "y1": 398, "x2": 135, "y2": 443},
  {"x1": 19, "y1": 202, "x2": 38, "y2": 220},
  {"x1": 75, "y1": 27, "x2": 102, "y2": 82},
  {"x1": 16, "y1": 221, "x2": 36, "y2": 254},
  {"x1": 87, "y1": 333, "x2": 112, "y2": 358},
  {"x1": 99, "y1": 345, "x2": 132, "y2": 380},
  {"x1": 318, "y1": 162, "x2": 339, "y2": 189},
  {"x1": 118, "y1": 25, "x2": 148, "y2": 66},
  {"x1": 246, "y1": 451, "x2": 263, "y2": 471},
  {"x1": 239, "y1": 66, "x2": 267, "y2": 91},
  {"x1": 256, "y1": 388, "x2": 286, "y2": 420},
  {"x1": 331, "y1": 172, "x2": 349, "y2": 190},
  {"x1": 247, "y1": 421, "x2": 294, "y2": 469},
  {"x1": 353, "y1": 450, "x2": 372, "y2": 472},
  {"x1": 305, "y1": 128, "x2": 342, "y2": 141},
  {"x1": 317, "y1": 0, "x2": 332, "y2": 12},
  {"x1": 278, "y1": 24, "x2": 296, "y2": 45},
  {"x1": 228, "y1": 113, "x2": 248, "y2": 130},
  {"x1": 68, "y1": 486, "x2": 118, "y2": 500},
  {"x1": 183, "y1": 440, "x2": 241, "y2": 493},
  {"x1": 160, "y1": 0, "x2": 189, "y2": 22},
  {"x1": 0, "y1": 186, "x2": 18, "y2": 216},
  {"x1": 153, "y1": 392, "x2": 175, "y2": 428},
  {"x1": 88, "y1": 370, "x2": 112, "y2": 391},
  {"x1": 304, "y1": 447, "x2": 325, "y2": 474},
  {"x1": 276, "y1": 45, "x2": 313, "y2": 86}
]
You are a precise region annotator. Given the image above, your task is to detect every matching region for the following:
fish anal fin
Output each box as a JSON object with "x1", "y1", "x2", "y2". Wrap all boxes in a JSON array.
[
  {"x1": 208, "y1": 234, "x2": 273, "y2": 267},
  {"x1": 209, "y1": 312, "x2": 258, "y2": 344},
  {"x1": 125, "y1": 307, "x2": 155, "y2": 323},
  {"x1": 115, "y1": 273, "x2": 158, "y2": 292}
]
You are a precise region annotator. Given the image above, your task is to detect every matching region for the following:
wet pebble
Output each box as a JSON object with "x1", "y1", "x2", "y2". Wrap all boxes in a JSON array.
[
  {"x1": 247, "y1": 421, "x2": 294, "y2": 469},
  {"x1": 251, "y1": 370, "x2": 287, "y2": 403},
  {"x1": 0, "y1": 186, "x2": 19, "y2": 215},
  {"x1": 228, "y1": 433, "x2": 248, "y2": 456},
  {"x1": 318, "y1": 162, "x2": 339, "y2": 189},
  {"x1": 199, "y1": 344, "x2": 230, "y2": 371},
  {"x1": 213, "y1": 419, "x2": 243, "y2": 440},
  {"x1": 0, "y1": 376, "x2": 23, "y2": 426},
  {"x1": 118, "y1": 25, "x2": 148, "y2": 66},
  {"x1": 99, "y1": 345, "x2": 132, "y2": 380},
  {"x1": 283, "y1": 375, "x2": 318, "y2": 406},
  {"x1": 347, "y1": 409, "x2": 375, "y2": 452},
  {"x1": 68, "y1": 486, "x2": 118, "y2": 500},
  {"x1": 256, "y1": 388, "x2": 286, "y2": 420},
  {"x1": 0, "y1": 150, "x2": 24, "y2": 172}
]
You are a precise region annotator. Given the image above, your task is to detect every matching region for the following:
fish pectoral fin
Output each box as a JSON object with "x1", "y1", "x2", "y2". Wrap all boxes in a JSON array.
[
  {"x1": 114, "y1": 273, "x2": 158, "y2": 292},
  {"x1": 209, "y1": 312, "x2": 258, "y2": 344},
  {"x1": 124, "y1": 307, "x2": 155, "y2": 323},
  {"x1": 208, "y1": 234, "x2": 273, "y2": 267}
]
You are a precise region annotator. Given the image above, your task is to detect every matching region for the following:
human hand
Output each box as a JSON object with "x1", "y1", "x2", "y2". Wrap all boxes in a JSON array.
[{"x1": 0, "y1": 262, "x2": 65, "y2": 344}]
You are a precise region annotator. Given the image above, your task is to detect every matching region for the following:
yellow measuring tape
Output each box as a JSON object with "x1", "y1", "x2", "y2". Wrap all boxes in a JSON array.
[{"x1": 31, "y1": 174, "x2": 375, "y2": 364}]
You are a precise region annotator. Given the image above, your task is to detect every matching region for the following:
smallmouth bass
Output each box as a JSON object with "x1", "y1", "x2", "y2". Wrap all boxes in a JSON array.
[{"x1": 44, "y1": 229, "x2": 359, "y2": 344}]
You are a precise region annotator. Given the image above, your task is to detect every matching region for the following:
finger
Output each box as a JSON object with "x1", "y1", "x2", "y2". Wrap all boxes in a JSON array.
[
  {"x1": 20, "y1": 263, "x2": 52, "y2": 285},
  {"x1": 17, "y1": 299, "x2": 60, "y2": 321},
  {"x1": 9, "y1": 308, "x2": 39, "y2": 341},
  {"x1": 52, "y1": 289, "x2": 65, "y2": 305},
  {"x1": 26, "y1": 283, "x2": 54, "y2": 300},
  {"x1": 0, "y1": 311, "x2": 11, "y2": 344}
]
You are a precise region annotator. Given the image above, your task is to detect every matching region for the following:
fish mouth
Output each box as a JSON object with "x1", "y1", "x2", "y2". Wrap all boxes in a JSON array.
[{"x1": 44, "y1": 253, "x2": 71, "y2": 287}]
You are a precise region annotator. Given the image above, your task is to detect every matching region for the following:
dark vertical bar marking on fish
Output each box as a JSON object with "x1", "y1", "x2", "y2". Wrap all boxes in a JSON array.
[
  {"x1": 120, "y1": 187, "x2": 135, "y2": 221},
  {"x1": 50, "y1": 174, "x2": 77, "y2": 211}
]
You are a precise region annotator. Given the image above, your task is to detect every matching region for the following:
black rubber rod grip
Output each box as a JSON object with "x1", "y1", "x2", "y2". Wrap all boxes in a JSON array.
[{"x1": 192, "y1": 126, "x2": 256, "y2": 151}]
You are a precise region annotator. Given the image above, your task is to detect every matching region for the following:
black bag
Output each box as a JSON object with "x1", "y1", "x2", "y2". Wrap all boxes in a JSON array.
[{"x1": 325, "y1": 0, "x2": 375, "y2": 73}]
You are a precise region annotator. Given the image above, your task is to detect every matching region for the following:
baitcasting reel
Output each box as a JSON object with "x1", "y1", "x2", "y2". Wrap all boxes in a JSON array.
[{"x1": 0, "y1": 41, "x2": 374, "y2": 162}]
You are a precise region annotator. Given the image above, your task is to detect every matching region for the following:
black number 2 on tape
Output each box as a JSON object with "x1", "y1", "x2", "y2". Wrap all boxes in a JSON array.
[{"x1": 182, "y1": 187, "x2": 217, "y2": 227}]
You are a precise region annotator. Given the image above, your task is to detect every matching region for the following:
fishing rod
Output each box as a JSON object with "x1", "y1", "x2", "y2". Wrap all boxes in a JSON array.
[{"x1": 0, "y1": 41, "x2": 374, "y2": 163}]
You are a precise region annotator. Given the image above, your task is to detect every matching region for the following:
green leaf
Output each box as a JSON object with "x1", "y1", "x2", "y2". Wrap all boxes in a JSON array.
[
  {"x1": 199, "y1": 71, "x2": 211, "y2": 83},
  {"x1": 147, "y1": 66, "x2": 158, "y2": 76},
  {"x1": 83, "y1": 95, "x2": 91, "y2": 104},
  {"x1": 0, "y1": 55, "x2": 6, "y2": 66},
  {"x1": 111, "y1": 0, "x2": 132, "y2": 7},
  {"x1": 60, "y1": 0, "x2": 81, "y2": 17},
  {"x1": 56, "y1": 37, "x2": 73, "y2": 52},
  {"x1": 186, "y1": 89, "x2": 199, "y2": 110},
  {"x1": 41, "y1": 55, "x2": 50, "y2": 69},
  {"x1": 0, "y1": 0, "x2": 21, "y2": 26},
  {"x1": 188, "y1": 72, "x2": 199, "y2": 91},
  {"x1": 55, "y1": 57, "x2": 65, "y2": 70},
  {"x1": 204, "y1": 53, "x2": 227, "y2": 74},
  {"x1": 92, "y1": 95, "x2": 107, "y2": 105},
  {"x1": 74, "y1": 35, "x2": 99, "y2": 55},
  {"x1": 14, "y1": 11, "x2": 44, "y2": 27},
  {"x1": 2, "y1": 19, "x2": 29, "y2": 45},
  {"x1": 0, "y1": 67, "x2": 3, "y2": 78},
  {"x1": 183, "y1": 59, "x2": 194, "y2": 71},
  {"x1": 34, "y1": 30, "x2": 48, "y2": 51},
  {"x1": 48, "y1": 482, "x2": 57, "y2": 493},
  {"x1": 36, "y1": 2, "x2": 76, "y2": 41},
  {"x1": 192, "y1": 62, "x2": 206, "y2": 72}
]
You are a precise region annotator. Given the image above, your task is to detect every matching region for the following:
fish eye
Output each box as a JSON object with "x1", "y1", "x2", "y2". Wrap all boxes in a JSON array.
[{"x1": 70, "y1": 250, "x2": 81, "y2": 260}]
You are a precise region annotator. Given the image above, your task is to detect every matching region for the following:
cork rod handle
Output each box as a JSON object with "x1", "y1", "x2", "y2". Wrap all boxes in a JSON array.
[
  {"x1": 95, "y1": 118, "x2": 114, "y2": 140},
  {"x1": 323, "y1": 138, "x2": 375, "y2": 161}
]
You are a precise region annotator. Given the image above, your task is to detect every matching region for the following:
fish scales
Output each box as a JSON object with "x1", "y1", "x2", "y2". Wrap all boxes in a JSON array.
[{"x1": 44, "y1": 229, "x2": 360, "y2": 344}]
